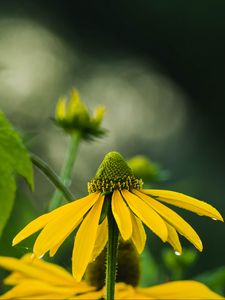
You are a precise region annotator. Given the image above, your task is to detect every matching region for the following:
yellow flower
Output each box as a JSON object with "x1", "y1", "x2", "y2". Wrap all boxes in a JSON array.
[
  {"x1": 55, "y1": 88, "x2": 106, "y2": 140},
  {"x1": 0, "y1": 255, "x2": 223, "y2": 299},
  {"x1": 13, "y1": 152, "x2": 223, "y2": 281}
]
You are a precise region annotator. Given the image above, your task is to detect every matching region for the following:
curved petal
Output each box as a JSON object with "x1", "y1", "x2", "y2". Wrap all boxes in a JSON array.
[
  {"x1": 13, "y1": 202, "x2": 80, "y2": 246},
  {"x1": 3, "y1": 254, "x2": 35, "y2": 284},
  {"x1": 121, "y1": 190, "x2": 168, "y2": 242},
  {"x1": 134, "y1": 190, "x2": 203, "y2": 251},
  {"x1": 91, "y1": 217, "x2": 108, "y2": 262},
  {"x1": 0, "y1": 279, "x2": 79, "y2": 300},
  {"x1": 13, "y1": 193, "x2": 99, "y2": 247},
  {"x1": 23, "y1": 255, "x2": 76, "y2": 285},
  {"x1": 143, "y1": 189, "x2": 223, "y2": 221},
  {"x1": 33, "y1": 193, "x2": 100, "y2": 257},
  {"x1": 49, "y1": 218, "x2": 83, "y2": 257},
  {"x1": 112, "y1": 190, "x2": 132, "y2": 240},
  {"x1": 0, "y1": 257, "x2": 72, "y2": 286},
  {"x1": 165, "y1": 222, "x2": 182, "y2": 254},
  {"x1": 114, "y1": 283, "x2": 153, "y2": 300},
  {"x1": 72, "y1": 195, "x2": 104, "y2": 281},
  {"x1": 130, "y1": 212, "x2": 146, "y2": 254},
  {"x1": 13, "y1": 214, "x2": 52, "y2": 246},
  {"x1": 69, "y1": 290, "x2": 103, "y2": 299},
  {"x1": 4, "y1": 272, "x2": 24, "y2": 285},
  {"x1": 137, "y1": 280, "x2": 224, "y2": 299},
  {"x1": 3, "y1": 255, "x2": 82, "y2": 287}
]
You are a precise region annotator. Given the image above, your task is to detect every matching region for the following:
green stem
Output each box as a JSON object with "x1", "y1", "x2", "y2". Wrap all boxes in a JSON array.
[
  {"x1": 106, "y1": 199, "x2": 119, "y2": 300},
  {"x1": 48, "y1": 132, "x2": 81, "y2": 210},
  {"x1": 30, "y1": 153, "x2": 74, "y2": 202}
]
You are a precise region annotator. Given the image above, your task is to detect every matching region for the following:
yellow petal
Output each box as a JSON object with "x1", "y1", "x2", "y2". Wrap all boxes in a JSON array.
[
  {"x1": 49, "y1": 237, "x2": 70, "y2": 258},
  {"x1": 132, "y1": 292, "x2": 154, "y2": 300},
  {"x1": 91, "y1": 217, "x2": 108, "y2": 261},
  {"x1": 0, "y1": 257, "x2": 72, "y2": 287},
  {"x1": 143, "y1": 189, "x2": 223, "y2": 221},
  {"x1": 49, "y1": 244, "x2": 60, "y2": 257},
  {"x1": 135, "y1": 190, "x2": 203, "y2": 251},
  {"x1": 4, "y1": 272, "x2": 25, "y2": 285},
  {"x1": 27, "y1": 255, "x2": 76, "y2": 286},
  {"x1": 34, "y1": 193, "x2": 100, "y2": 257},
  {"x1": 55, "y1": 97, "x2": 67, "y2": 120},
  {"x1": 93, "y1": 106, "x2": 106, "y2": 125},
  {"x1": 112, "y1": 190, "x2": 132, "y2": 240},
  {"x1": 72, "y1": 195, "x2": 104, "y2": 281},
  {"x1": 69, "y1": 290, "x2": 103, "y2": 299},
  {"x1": 121, "y1": 190, "x2": 168, "y2": 242},
  {"x1": 4, "y1": 254, "x2": 37, "y2": 285},
  {"x1": 138, "y1": 280, "x2": 224, "y2": 299},
  {"x1": 13, "y1": 213, "x2": 51, "y2": 246},
  {"x1": 13, "y1": 194, "x2": 97, "y2": 247},
  {"x1": 0, "y1": 279, "x2": 78, "y2": 300},
  {"x1": 49, "y1": 217, "x2": 83, "y2": 257},
  {"x1": 114, "y1": 283, "x2": 153, "y2": 300},
  {"x1": 130, "y1": 212, "x2": 146, "y2": 254},
  {"x1": 3, "y1": 253, "x2": 76, "y2": 286},
  {"x1": 165, "y1": 222, "x2": 182, "y2": 254}
]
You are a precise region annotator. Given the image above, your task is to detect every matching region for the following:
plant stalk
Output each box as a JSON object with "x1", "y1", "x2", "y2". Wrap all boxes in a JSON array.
[
  {"x1": 105, "y1": 199, "x2": 119, "y2": 300},
  {"x1": 31, "y1": 153, "x2": 74, "y2": 202},
  {"x1": 48, "y1": 132, "x2": 80, "y2": 210}
]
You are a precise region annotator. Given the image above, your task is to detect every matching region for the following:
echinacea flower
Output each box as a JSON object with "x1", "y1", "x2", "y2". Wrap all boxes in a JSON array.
[
  {"x1": 55, "y1": 88, "x2": 106, "y2": 140},
  {"x1": 0, "y1": 255, "x2": 223, "y2": 299},
  {"x1": 13, "y1": 151, "x2": 223, "y2": 281}
]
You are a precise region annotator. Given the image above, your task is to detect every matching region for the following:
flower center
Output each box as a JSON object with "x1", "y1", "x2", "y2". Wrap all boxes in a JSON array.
[{"x1": 88, "y1": 151, "x2": 143, "y2": 193}]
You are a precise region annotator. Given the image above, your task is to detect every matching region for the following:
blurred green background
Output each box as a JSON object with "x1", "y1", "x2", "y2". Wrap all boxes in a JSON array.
[{"x1": 0, "y1": 0, "x2": 225, "y2": 295}]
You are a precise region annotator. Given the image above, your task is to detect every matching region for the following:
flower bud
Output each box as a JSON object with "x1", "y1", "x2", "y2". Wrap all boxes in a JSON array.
[{"x1": 55, "y1": 88, "x2": 106, "y2": 140}]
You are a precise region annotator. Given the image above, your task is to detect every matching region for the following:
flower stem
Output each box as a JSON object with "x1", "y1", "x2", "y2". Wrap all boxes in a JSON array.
[
  {"x1": 106, "y1": 198, "x2": 119, "y2": 300},
  {"x1": 48, "y1": 132, "x2": 81, "y2": 210},
  {"x1": 30, "y1": 153, "x2": 74, "y2": 202}
]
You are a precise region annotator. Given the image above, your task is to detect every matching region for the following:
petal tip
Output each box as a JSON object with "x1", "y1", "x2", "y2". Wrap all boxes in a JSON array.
[
  {"x1": 197, "y1": 239, "x2": 203, "y2": 252},
  {"x1": 211, "y1": 209, "x2": 224, "y2": 222},
  {"x1": 33, "y1": 248, "x2": 45, "y2": 259},
  {"x1": 162, "y1": 231, "x2": 169, "y2": 242},
  {"x1": 174, "y1": 245, "x2": 182, "y2": 255},
  {"x1": 217, "y1": 214, "x2": 224, "y2": 222},
  {"x1": 136, "y1": 244, "x2": 145, "y2": 254},
  {"x1": 12, "y1": 237, "x2": 18, "y2": 246},
  {"x1": 73, "y1": 270, "x2": 82, "y2": 282}
]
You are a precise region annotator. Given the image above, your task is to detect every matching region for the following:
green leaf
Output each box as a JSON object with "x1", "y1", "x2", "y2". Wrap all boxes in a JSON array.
[{"x1": 0, "y1": 111, "x2": 33, "y2": 236}]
